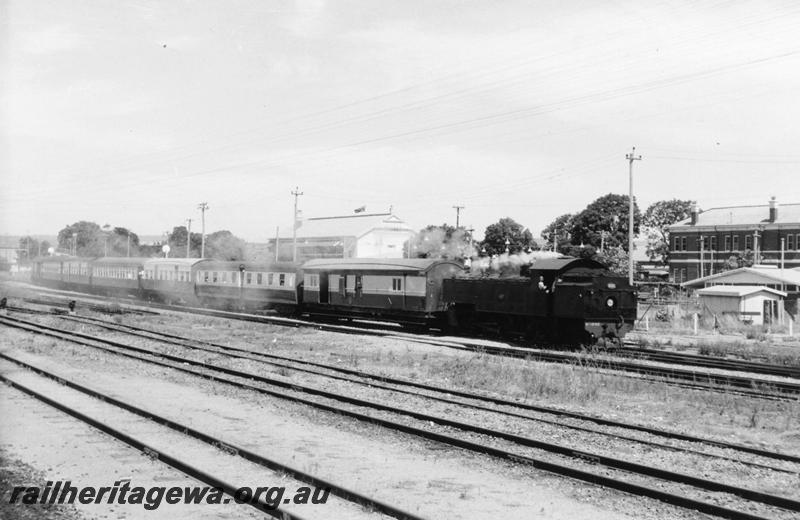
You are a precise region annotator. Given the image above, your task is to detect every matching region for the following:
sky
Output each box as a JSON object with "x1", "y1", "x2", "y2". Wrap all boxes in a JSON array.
[{"x1": 2, "y1": 0, "x2": 800, "y2": 242}]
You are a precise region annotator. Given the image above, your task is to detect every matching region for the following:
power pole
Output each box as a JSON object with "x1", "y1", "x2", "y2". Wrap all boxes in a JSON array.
[
  {"x1": 185, "y1": 218, "x2": 193, "y2": 258},
  {"x1": 453, "y1": 205, "x2": 464, "y2": 228},
  {"x1": 197, "y1": 202, "x2": 209, "y2": 258},
  {"x1": 625, "y1": 147, "x2": 642, "y2": 286},
  {"x1": 291, "y1": 187, "x2": 303, "y2": 263}
]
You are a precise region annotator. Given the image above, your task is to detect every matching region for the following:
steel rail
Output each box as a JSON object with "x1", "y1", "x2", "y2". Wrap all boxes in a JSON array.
[
  {"x1": 59, "y1": 313, "x2": 799, "y2": 473},
  {"x1": 2, "y1": 315, "x2": 797, "y2": 518},
  {"x1": 0, "y1": 353, "x2": 426, "y2": 520},
  {"x1": 20, "y1": 293, "x2": 800, "y2": 399},
  {"x1": 0, "y1": 374, "x2": 309, "y2": 520},
  {"x1": 617, "y1": 345, "x2": 800, "y2": 379}
]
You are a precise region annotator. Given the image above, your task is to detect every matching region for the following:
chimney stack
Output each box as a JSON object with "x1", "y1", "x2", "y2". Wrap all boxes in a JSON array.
[
  {"x1": 769, "y1": 196, "x2": 778, "y2": 222},
  {"x1": 690, "y1": 201, "x2": 698, "y2": 226}
]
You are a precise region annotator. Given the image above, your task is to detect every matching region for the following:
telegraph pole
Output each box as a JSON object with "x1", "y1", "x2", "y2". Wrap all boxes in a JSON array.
[
  {"x1": 625, "y1": 147, "x2": 642, "y2": 285},
  {"x1": 185, "y1": 218, "x2": 193, "y2": 258},
  {"x1": 453, "y1": 205, "x2": 464, "y2": 228},
  {"x1": 291, "y1": 187, "x2": 303, "y2": 263},
  {"x1": 197, "y1": 202, "x2": 209, "y2": 258}
]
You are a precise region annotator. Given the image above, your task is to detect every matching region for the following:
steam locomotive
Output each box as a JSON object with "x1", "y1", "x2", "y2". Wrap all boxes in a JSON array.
[{"x1": 30, "y1": 255, "x2": 637, "y2": 345}]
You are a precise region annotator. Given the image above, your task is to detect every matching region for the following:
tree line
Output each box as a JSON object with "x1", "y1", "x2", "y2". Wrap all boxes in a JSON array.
[
  {"x1": 17, "y1": 221, "x2": 248, "y2": 261},
  {"x1": 407, "y1": 195, "x2": 699, "y2": 276}
]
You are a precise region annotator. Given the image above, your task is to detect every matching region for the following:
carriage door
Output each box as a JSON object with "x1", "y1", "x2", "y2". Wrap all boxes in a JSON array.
[{"x1": 319, "y1": 274, "x2": 329, "y2": 304}]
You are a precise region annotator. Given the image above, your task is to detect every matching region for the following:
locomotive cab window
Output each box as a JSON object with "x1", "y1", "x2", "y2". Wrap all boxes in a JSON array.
[{"x1": 391, "y1": 278, "x2": 402, "y2": 292}]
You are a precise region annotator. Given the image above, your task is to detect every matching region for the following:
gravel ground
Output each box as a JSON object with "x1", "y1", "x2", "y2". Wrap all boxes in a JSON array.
[
  {"x1": 0, "y1": 381, "x2": 265, "y2": 520},
  {"x1": 0, "y1": 330, "x2": 715, "y2": 520},
  {"x1": 52, "y1": 317, "x2": 798, "y2": 502},
  {"x1": 97, "y1": 308, "x2": 800, "y2": 454},
  {"x1": 2, "y1": 288, "x2": 799, "y2": 517}
]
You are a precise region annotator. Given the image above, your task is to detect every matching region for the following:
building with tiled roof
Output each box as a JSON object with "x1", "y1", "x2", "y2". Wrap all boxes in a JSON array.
[
  {"x1": 266, "y1": 212, "x2": 416, "y2": 261},
  {"x1": 667, "y1": 197, "x2": 800, "y2": 284}
]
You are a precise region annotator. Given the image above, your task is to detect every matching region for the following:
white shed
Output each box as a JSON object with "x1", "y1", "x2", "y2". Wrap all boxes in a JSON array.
[{"x1": 696, "y1": 285, "x2": 786, "y2": 325}]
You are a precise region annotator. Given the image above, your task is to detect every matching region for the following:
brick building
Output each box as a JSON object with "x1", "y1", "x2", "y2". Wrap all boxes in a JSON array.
[{"x1": 667, "y1": 197, "x2": 800, "y2": 283}]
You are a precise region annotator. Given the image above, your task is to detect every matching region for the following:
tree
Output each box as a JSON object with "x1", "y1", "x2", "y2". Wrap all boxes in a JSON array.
[
  {"x1": 722, "y1": 249, "x2": 755, "y2": 271},
  {"x1": 167, "y1": 226, "x2": 203, "y2": 258},
  {"x1": 596, "y1": 246, "x2": 630, "y2": 276},
  {"x1": 18, "y1": 236, "x2": 51, "y2": 262},
  {"x1": 407, "y1": 224, "x2": 474, "y2": 259},
  {"x1": 481, "y1": 217, "x2": 534, "y2": 256},
  {"x1": 642, "y1": 199, "x2": 693, "y2": 264},
  {"x1": 569, "y1": 193, "x2": 640, "y2": 252},
  {"x1": 108, "y1": 227, "x2": 140, "y2": 257},
  {"x1": 540, "y1": 213, "x2": 574, "y2": 252},
  {"x1": 204, "y1": 230, "x2": 246, "y2": 260},
  {"x1": 57, "y1": 221, "x2": 103, "y2": 256}
]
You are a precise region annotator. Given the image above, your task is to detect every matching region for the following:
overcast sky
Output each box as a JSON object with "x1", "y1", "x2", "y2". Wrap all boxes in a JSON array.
[{"x1": 2, "y1": 0, "x2": 800, "y2": 242}]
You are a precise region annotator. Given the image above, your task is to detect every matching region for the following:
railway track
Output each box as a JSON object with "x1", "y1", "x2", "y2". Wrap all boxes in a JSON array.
[
  {"x1": 617, "y1": 344, "x2": 800, "y2": 379},
  {"x1": 2, "y1": 314, "x2": 799, "y2": 520},
  {"x1": 0, "y1": 363, "x2": 422, "y2": 520},
  {"x1": 11, "y1": 291, "x2": 800, "y2": 399},
  {"x1": 50, "y1": 312, "x2": 800, "y2": 469}
]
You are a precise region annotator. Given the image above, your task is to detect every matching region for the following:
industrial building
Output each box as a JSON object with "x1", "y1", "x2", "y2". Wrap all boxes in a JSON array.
[{"x1": 267, "y1": 212, "x2": 416, "y2": 262}]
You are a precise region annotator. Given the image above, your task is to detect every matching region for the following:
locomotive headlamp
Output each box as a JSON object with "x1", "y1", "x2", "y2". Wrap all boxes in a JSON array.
[{"x1": 606, "y1": 297, "x2": 616, "y2": 308}]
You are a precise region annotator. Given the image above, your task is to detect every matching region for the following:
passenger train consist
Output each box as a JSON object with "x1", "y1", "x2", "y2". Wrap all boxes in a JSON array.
[{"x1": 31, "y1": 255, "x2": 637, "y2": 345}]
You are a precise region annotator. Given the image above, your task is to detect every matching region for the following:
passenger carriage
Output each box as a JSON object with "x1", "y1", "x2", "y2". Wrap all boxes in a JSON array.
[
  {"x1": 31, "y1": 256, "x2": 83, "y2": 290},
  {"x1": 89, "y1": 257, "x2": 147, "y2": 297},
  {"x1": 194, "y1": 260, "x2": 299, "y2": 311},
  {"x1": 140, "y1": 258, "x2": 203, "y2": 304},
  {"x1": 301, "y1": 258, "x2": 464, "y2": 325}
]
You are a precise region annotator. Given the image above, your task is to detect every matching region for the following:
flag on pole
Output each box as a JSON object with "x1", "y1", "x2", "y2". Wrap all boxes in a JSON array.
[{"x1": 354, "y1": 206, "x2": 366, "y2": 213}]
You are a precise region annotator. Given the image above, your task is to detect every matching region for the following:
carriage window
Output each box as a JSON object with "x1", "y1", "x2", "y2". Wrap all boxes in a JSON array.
[
  {"x1": 355, "y1": 275, "x2": 363, "y2": 296},
  {"x1": 279, "y1": 274, "x2": 285, "y2": 286},
  {"x1": 204, "y1": 271, "x2": 209, "y2": 282},
  {"x1": 391, "y1": 278, "x2": 402, "y2": 291}
]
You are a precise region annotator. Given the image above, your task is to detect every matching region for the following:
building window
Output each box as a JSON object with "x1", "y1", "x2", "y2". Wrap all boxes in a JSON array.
[
  {"x1": 673, "y1": 236, "x2": 680, "y2": 251},
  {"x1": 268, "y1": 273, "x2": 274, "y2": 286},
  {"x1": 724, "y1": 235, "x2": 731, "y2": 251},
  {"x1": 796, "y1": 234, "x2": 800, "y2": 251},
  {"x1": 709, "y1": 236, "x2": 717, "y2": 251},
  {"x1": 246, "y1": 273, "x2": 252, "y2": 284},
  {"x1": 680, "y1": 237, "x2": 687, "y2": 251},
  {"x1": 232, "y1": 272, "x2": 238, "y2": 285},
  {"x1": 680, "y1": 268, "x2": 687, "y2": 283},
  {"x1": 257, "y1": 273, "x2": 263, "y2": 285},
  {"x1": 732, "y1": 235, "x2": 739, "y2": 251},
  {"x1": 745, "y1": 235, "x2": 753, "y2": 250},
  {"x1": 213, "y1": 272, "x2": 218, "y2": 283},
  {"x1": 279, "y1": 273, "x2": 285, "y2": 286}
]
